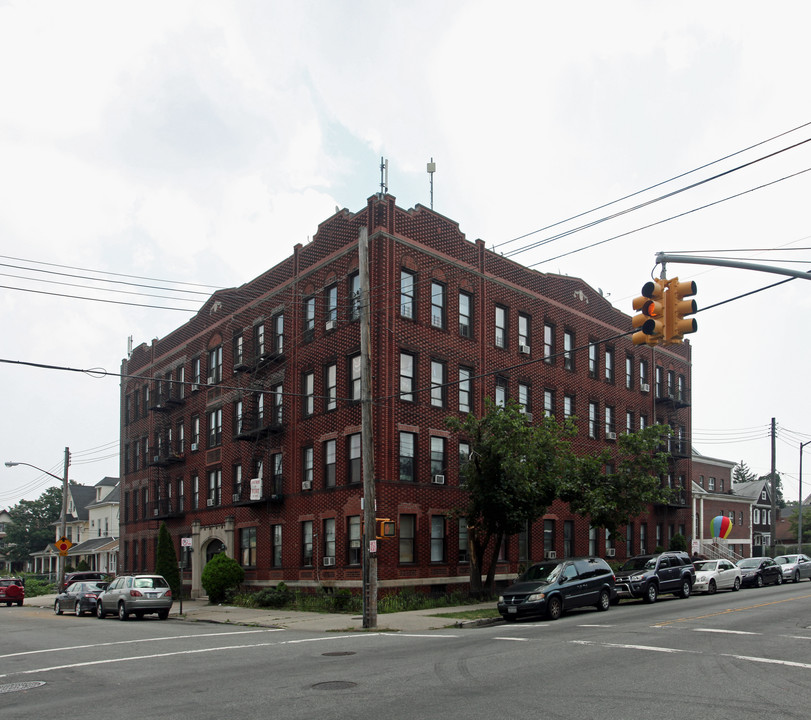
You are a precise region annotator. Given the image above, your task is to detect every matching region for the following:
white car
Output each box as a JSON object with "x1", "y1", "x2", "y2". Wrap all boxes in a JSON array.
[
  {"x1": 773, "y1": 554, "x2": 811, "y2": 583},
  {"x1": 692, "y1": 558, "x2": 742, "y2": 594}
]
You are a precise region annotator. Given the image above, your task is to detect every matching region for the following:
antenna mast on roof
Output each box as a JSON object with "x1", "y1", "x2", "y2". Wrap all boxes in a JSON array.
[
  {"x1": 379, "y1": 157, "x2": 388, "y2": 198},
  {"x1": 427, "y1": 157, "x2": 436, "y2": 209}
]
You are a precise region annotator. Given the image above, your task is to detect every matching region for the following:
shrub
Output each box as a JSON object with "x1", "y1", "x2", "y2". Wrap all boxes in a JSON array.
[
  {"x1": 201, "y1": 552, "x2": 245, "y2": 604},
  {"x1": 154, "y1": 523, "x2": 182, "y2": 599},
  {"x1": 22, "y1": 575, "x2": 55, "y2": 597},
  {"x1": 75, "y1": 559, "x2": 90, "y2": 571},
  {"x1": 669, "y1": 534, "x2": 687, "y2": 552},
  {"x1": 255, "y1": 583, "x2": 293, "y2": 608}
]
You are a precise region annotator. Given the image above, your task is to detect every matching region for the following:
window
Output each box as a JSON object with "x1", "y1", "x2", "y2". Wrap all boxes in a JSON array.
[
  {"x1": 708, "y1": 476, "x2": 716, "y2": 491},
  {"x1": 207, "y1": 408, "x2": 222, "y2": 448},
  {"x1": 192, "y1": 474, "x2": 199, "y2": 509},
  {"x1": 233, "y1": 399, "x2": 243, "y2": 436},
  {"x1": 626, "y1": 523, "x2": 633, "y2": 557},
  {"x1": 272, "y1": 313, "x2": 284, "y2": 353},
  {"x1": 192, "y1": 357, "x2": 201, "y2": 387},
  {"x1": 303, "y1": 372, "x2": 314, "y2": 416},
  {"x1": 639, "y1": 414, "x2": 647, "y2": 430},
  {"x1": 303, "y1": 296, "x2": 315, "y2": 339},
  {"x1": 604, "y1": 348, "x2": 614, "y2": 383},
  {"x1": 563, "y1": 394, "x2": 574, "y2": 419},
  {"x1": 348, "y1": 516, "x2": 361, "y2": 565},
  {"x1": 518, "y1": 382, "x2": 530, "y2": 414},
  {"x1": 458, "y1": 441, "x2": 471, "y2": 485},
  {"x1": 543, "y1": 323, "x2": 554, "y2": 363},
  {"x1": 564, "y1": 520, "x2": 574, "y2": 558},
  {"x1": 605, "y1": 406, "x2": 615, "y2": 436},
  {"x1": 431, "y1": 516, "x2": 446, "y2": 563},
  {"x1": 589, "y1": 526, "x2": 597, "y2": 556},
  {"x1": 177, "y1": 477, "x2": 184, "y2": 512},
  {"x1": 348, "y1": 433, "x2": 361, "y2": 484},
  {"x1": 208, "y1": 469, "x2": 222, "y2": 506},
  {"x1": 495, "y1": 306, "x2": 507, "y2": 348},
  {"x1": 399, "y1": 432, "x2": 416, "y2": 482},
  {"x1": 518, "y1": 521, "x2": 529, "y2": 562},
  {"x1": 588, "y1": 401, "x2": 599, "y2": 439},
  {"x1": 431, "y1": 281, "x2": 445, "y2": 328},
  {"x1": 544, "y1": 519, "x2": 556, "y2": 555},
  {"x1": 518, "y1": 313, "x2": 530, "y2": 350},
  {"x1": 458, "y1": 367, "x2": 471, "y2": 413},
  {"x1": 400, "y1": 352, "x2": 414, "y2": 402},
  {"x1": 399, "y1": 514, "x2": 416, "y2": 563},
  {"x1": 639, "y1": 359, "x2": 649, "y2": 389},
  {"x1": 544, "y1": 389, "x2": 554, "y2": 418},
  {"x1": 719, "y1": 478, "x2": 725, "y2": 492},
  {"x1": 240, "y1": 527, "x2": 257, "y2": 567},
  {"x1": 739, "y1": 511, "x2": 744, "y2": 526},
  {"x1": 253, "y1": 323, "x2": 265, "y2": 358},
  {"x1": 588, "y1": 343, "x2": 598, "y2": 378},
  {"x1": 324, "y1": 439, "x2": 336, "y2": 488},
  {"x1": 349, "y1": 272, "x2": 361, "y2": 320},
  {"x1": 350, "y1": 354, "x2": 361, "y2": 401},
  {"x1": 640, "y1": 523, "x2": 648, "y2": 554},
  {"x1": 272, "y1": 383, "x2": 283, "y2": 425},
  {"x1": 326, "y1": 284, "x2": 337, "y2": 328},
  {"x1": 233, "y1": 334, "x2": 243, "y2": 371},
  {"x1": 400, "y1": 270, "x2": 415, "y2": 319},
  {"x1": 625, "y1": 355, "x2": 633, "y2": 389},
  {"x1": 271, "y1": 525, "x2": 282, "y2": 568},
  {"x1": 459, "y1": 291, "x2": 472, "y2": 337},
  {"x1": 271, "y1": 453, "x2": 283, "y2": 496},
  {"x1": 325, "y1": 363, "x2": 337, "y2": 411},
  {"x1": 626, "y1": 410, "x2": 634, "y2": 434},
  {"x1": 431, "y1": 436, "x2": 446, "y2": 479},
  {"x1": 302, "y1": 446, "x2": 313, "y2": 488},
  {"x1": 495, "y1": 377, "x2": 508, "y2": 408},
  {"x1": 458, "y1": 518, "x2": 469, "y2": 563},
  {"x1": 207, "y1": 345, "x2": 222, "y2": 384},
  {"x1": 233, "y1": 464, "x2": 242, "y2": 500},
  {"x1": 302, "y1": 521, "x2": 313, "y2": 566},
  {"x1": 323, "y1": 518, "x2": 336, "y2": 561},
  {"x1": 667, "y1": 370, "x2": 675, "y2": 397},
  {"x1": 563, "y1": 330, "x2": 574, "y2": 371},
  {"x1": 655, "y1": 366, "x2": 664, "y2": 398},
  {"x1": 430, "y1": 360, "x2": 445, "y2": 407}
]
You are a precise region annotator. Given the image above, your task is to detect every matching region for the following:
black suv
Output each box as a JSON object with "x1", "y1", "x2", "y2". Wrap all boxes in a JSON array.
[
  {"x1": 497, "y1": 557, "x2": 617, "y2": 622},
  {"x1": 614, "y1": 551, "x2": 695, "y2": 603}
]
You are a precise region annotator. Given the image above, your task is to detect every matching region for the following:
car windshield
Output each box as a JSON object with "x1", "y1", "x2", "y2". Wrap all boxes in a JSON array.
[
  {"x1": 520, "y1": 563, "x2": 562, "y2": 583},
  {"x1": 620, "y1": 556, "x2": 657, "y2": 571},
  {"x1": 694, "y1": 560, "x2": 718, "y2": 571},
  {"x1": 737, "y1": 558, "x2": 760, "y2": 568}
]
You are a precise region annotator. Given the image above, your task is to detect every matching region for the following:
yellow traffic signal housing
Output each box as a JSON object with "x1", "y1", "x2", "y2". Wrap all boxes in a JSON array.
[
  {"x1": 665, "y1": 278, "x2": 697, "y2": 343},
  {"x1": 376, "y1": 519, "x2": 396, "y2": 539},
  {"x1": 631, "y1": 280, "x2": 666, "y2": 346}
]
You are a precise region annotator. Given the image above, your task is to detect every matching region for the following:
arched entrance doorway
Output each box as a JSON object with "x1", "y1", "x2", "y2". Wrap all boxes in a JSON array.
[{"x1": 205, "y1": 539, "x2": 226, "y2": 565}]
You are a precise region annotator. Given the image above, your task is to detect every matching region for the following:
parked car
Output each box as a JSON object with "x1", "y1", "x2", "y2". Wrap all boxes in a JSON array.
[
  {"x1": 773, "y1": 554, "x2": 811, "y2": 583},
  {"x1": 96, "y1": 574, "x2": 173, "y2": 620},
  {"x1": 736, "y1": 556, "x2": 783, "y2": 587},
  {"x1": 692, "y1": 558, "x2": 742, "y2": 594},
  {"x1": 0, "y1": 577, "x2": 24, "y2": 606},
  {"x1": 54, "y1": 581, "x2": 109, "y2": 616},
  {"x1": 497, "y1": 557, "x2": 616, "y2": 622},
  {"x1": 614, "y1": 551, "x2": 696, "y2": 603},
  {"x1": 59, "y1": 571, "x2": 107, "y2": 593}
]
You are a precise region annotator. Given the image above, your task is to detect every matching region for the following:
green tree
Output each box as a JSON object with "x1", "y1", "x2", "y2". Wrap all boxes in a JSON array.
[
  {"x1": 759, "y1": 472, "x2": 786, "y2": 508},
  {"x1": 201, "y1": 552, "x2": 244, "y2": 603},
  {"x1": 154, "y1": 523, "x2": 182, "y2": 600},
  {"x1": 5, "y1": 486, "x2": 62, "y2": 563},
  {"x1": 784, "y1": 505, "x2": 811, "y2": 544},
  {"x1": 732, "y1": 460, "x2": 757, "y2": 484},
  {"x1": 447, "y1": 399, "x2": 577, "y2": 597}
]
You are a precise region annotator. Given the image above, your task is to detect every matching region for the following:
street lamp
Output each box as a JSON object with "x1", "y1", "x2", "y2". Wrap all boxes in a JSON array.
[
  {"x1": 800, "y1": 441, "x2": 811, "y2": 551},
  {"x1": 5, "y1": 448, "x2": 70, "y2": 589}
]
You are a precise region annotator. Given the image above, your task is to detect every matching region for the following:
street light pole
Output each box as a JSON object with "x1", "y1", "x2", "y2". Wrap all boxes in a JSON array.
[
  {"x1": 5, "y1": 447, "x2": 70, "y2": 587},
  {"x1": 800, "y1": 441, "x2": 811, "y2": 551}
]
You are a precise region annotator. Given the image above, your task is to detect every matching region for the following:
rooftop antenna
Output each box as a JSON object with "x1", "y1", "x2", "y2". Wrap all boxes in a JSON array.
[
  {"x1": 379, "y1": 157, "x2": 388, "y2": 198},
  {"x1": 127, "y1": 335, "x2": 133, "y2": 358},
  {"x1": 427, "y1": 157, "x2": 436, "y2": 209}
]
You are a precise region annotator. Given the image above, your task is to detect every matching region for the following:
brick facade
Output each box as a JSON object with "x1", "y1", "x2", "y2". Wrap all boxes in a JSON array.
[{"x1": 120, "y1": 195, "x2": 692, "y2": 597}]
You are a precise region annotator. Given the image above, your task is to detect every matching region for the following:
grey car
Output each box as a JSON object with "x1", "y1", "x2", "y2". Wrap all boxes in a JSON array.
[
  {"x1": 774, "y1": 554, "x2": 811, "y2": 583},
  {"x1": 96, "y1": 574, "x2": 173, "y2": 621}
]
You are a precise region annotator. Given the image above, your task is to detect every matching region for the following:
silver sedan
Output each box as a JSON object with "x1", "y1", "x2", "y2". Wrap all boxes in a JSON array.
[{"x1": 774, "y1": 554, "x2": 811, "y2": 583}]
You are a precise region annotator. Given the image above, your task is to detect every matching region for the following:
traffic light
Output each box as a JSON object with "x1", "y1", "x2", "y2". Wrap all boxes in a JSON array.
[
  {"x1": 376, "y1": 519, "x2": 396, "y2": 539},
  {"x1": 665, "y1": 278, "x2": 697, "y2": 343},
  {"x1": 631, "y1": 279, "x2": 666, "y2": 346}
]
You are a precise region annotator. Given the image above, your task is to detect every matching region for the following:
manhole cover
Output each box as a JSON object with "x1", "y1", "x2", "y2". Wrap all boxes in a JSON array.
[
  {"x1": 0, "y1": 681, "x2": 46, "y2": 694},
  {"x1": 322, "y1": 651, "x2": 356, "y2": 657},
  {"x1": 312, "y1": 681, "x2": 357, "y2": 691}
]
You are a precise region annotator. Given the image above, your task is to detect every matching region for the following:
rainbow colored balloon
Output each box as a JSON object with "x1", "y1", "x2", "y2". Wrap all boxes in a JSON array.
[{"x1": 711, "y1": 514, "x2": 733, "y2": 539}]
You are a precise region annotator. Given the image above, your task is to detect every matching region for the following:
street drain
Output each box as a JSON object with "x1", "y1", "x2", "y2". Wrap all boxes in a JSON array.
[
  {"x1": 322, "y1": 651, "x2": 356, "y2": 657},
  {"x1": 312, "y1": 681, "x2": 357, "y2": 691},
  {"x1": 0, "y1": 681, "x2": 46, "y2": 694}
]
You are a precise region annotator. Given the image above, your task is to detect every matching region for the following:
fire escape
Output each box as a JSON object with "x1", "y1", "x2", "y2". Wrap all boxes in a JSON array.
[
  {"x1": 655, "y1": 368, "x2": 691, "y2": 509},
  {"x1": 147, "y1": 373, "x2": 186, "y2": 522}
]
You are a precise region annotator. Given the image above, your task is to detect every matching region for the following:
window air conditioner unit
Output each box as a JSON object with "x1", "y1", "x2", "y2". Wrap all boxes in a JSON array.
[
  {"x1": 190, "y1": 443, "x2": 198, "y2": 452},
  {"x1": 607, "y1": 432, "x2": 617, "y2": 440},
  {"x1": 191, "y1": 383, "x2": 199, "y2": 392},
  {"x1": 232, "y1": 493, "x2": 241, "y2": 503},
  {"x1": 432, "y1": 474, "x2": 445, "y2": 485},
  {"x1": 301, "y1": 480, "x2": 312, "y2": 491},
  {"x1": 545, "y1": 550, "x2": 556, "y2": 559},
  {"x1": 206, "y1": 498, "x2": 215, "y2": 507},
  {"x1": 519, "y1": 344, "x2": 531, "y2": 355},
  {"x1": 325, "y1": 319, "x2": 336, "y2": 331},
  {"x1": 606, "y1": 548, "x2": 616, "y2": 557},
  {"x1": 153, "y1": 509, "x2": 159, "y2": 516},
  {"x1": 323, "y1": 556, "x2": 335, "y2": 567},
  {"x1": 432, "y1": 314, "x2": 443, "y2": 327},
  {"x1": 641, "y1": 383, "x2": 650, "y2": 392}
]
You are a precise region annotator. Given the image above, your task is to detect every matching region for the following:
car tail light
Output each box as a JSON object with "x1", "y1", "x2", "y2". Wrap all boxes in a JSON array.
[
  {"x1": 129, "y1": 590, "x2": 143, "y2": 597},
  {"x1": 165, "y1": 589, "x2": 172, "y2": 598},
  {"x1": 86, "y1": 594, "x2": 98, "y2": 599}
]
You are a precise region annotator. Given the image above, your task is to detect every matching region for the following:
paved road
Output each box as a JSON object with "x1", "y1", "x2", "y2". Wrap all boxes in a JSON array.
[{"x1": 3, "y1": 581, "x2": 811, "y2": 719}]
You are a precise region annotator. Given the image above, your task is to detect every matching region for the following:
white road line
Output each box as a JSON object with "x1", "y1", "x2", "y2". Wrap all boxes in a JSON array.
[
  {"x1": 493, "y1": 636, "x2": 529, "y2": 642},
  {"x1": 571, "y1": 640, "x2": 698, "y2": 654},
  {"x1": 578, "y1": 624, "x2": 614, "y2": 628},
  {"x1": 0, "y1": 628, "x2": 283, "y2": 660},
  {"x1": 693, "y1": 628, "x2": 760, "y2": 635},
  {"x1": 722, "y1": 653, "x2": 811, "y2": 670},
  {"x1": 779, "y1": 635, "x2": 811, "y2": 641}
]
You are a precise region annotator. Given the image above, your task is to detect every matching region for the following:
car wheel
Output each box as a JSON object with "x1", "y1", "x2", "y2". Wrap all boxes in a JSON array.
[
  {"x1": 596, "y1": 589, "x2": 611, "y2": 612},
  {"x1": 776, "y1": 573, "x2": 783, "y2": 586},
  {"x1": 157, "y1": 609, "x2": 169, "y2": 620},
  {"x1": 118, "y1": 603, "x2": 129, "y2": 621},
  {"x1": 708, "y1": 580, "x2": 717, "y2": 595},
  {"x1": 16, "y1": 600, "x2": 22, "y2": 607},
  {"x1": 643, "y1": 582, "x2": 658, "y2": 603},
  {"x1": 678, "y1": 579, "x2": 692, "y2": 599},
  {"x1": 97, "y1": 602, "x2": 106, "y2": 619},
  {"x1": 54, "y1": 601, "x2": 63, "y2": 615},
  {"x1": 546, "y1": 596, "x2": 563, "y2": 620},
  {"x1": 756, "y1": 574, "x2": 764, "y2": 588},
  {"x1": 733, "y1": 577, "x2": 741, "y2": 591},
  {"x1": 794, "y1": 571, "x2": 801, "y2": 583},
  {"x1": 75, "y1": 601, "x2": 83, "y2": 616}
]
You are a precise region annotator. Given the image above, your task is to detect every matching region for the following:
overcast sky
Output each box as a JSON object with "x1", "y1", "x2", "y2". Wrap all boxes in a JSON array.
[{"x1": 2, "y1": 1, "x2": 810, "y2": 510}]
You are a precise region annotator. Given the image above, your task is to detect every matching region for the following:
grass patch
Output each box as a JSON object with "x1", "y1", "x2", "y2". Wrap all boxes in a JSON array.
[{"x1": 429, "y1": 608, "x2": 500, "y2": 620}]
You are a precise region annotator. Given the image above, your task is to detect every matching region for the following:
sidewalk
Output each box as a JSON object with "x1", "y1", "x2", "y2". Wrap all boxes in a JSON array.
[{"x1": 28, "y1": 594, "x2": 499, "y2": 632}]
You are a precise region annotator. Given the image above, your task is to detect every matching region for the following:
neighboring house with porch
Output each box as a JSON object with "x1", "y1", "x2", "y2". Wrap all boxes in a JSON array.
[{"x1": 735, "y1": 479, "x2": 774, "y2": 554}]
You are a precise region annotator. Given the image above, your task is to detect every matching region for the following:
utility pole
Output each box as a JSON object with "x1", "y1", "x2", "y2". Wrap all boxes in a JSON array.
[
  {"x1": 770, "y1": 418, "x2": 776, "y2": 550},
  {"x1": 359, "y1": 226, "x2": 377, "y2": 628},
  {"x1": 59, "y1": 447, "x2": 70, "y2": 591},
  {"x1": 800, "y1": 440, "x2": 810, "y2": 550}
]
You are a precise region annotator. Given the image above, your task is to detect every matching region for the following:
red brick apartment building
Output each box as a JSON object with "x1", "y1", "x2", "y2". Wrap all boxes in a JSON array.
[{"x1": 120, "y1": 194, "x2": 693, "y2": 598}]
